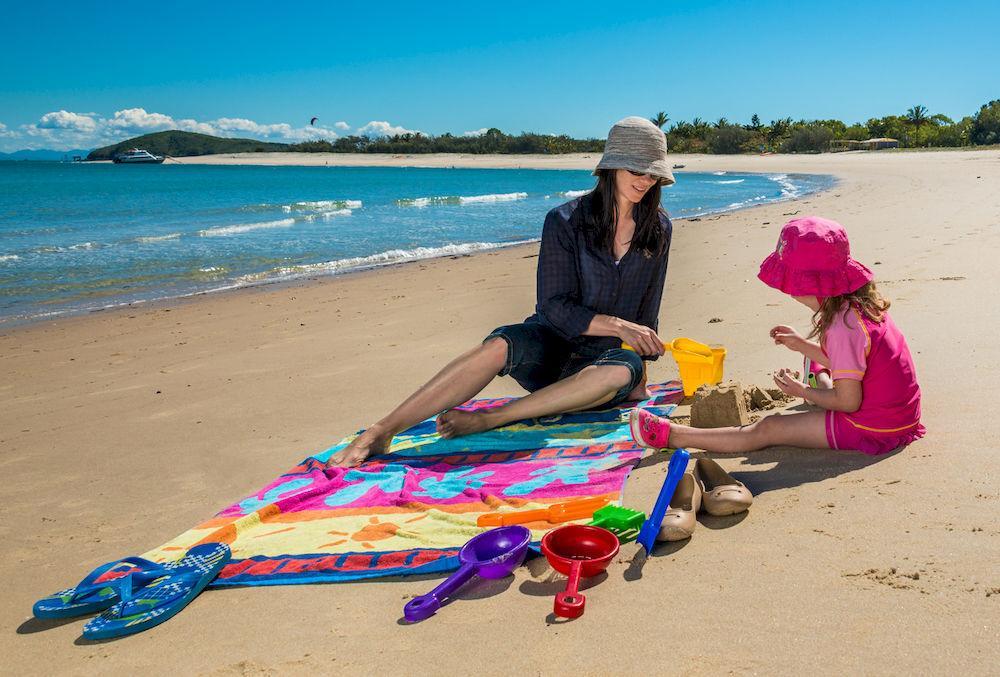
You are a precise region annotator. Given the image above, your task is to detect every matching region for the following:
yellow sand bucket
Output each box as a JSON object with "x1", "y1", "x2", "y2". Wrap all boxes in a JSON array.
[{"x1": 669, "y1": 337, "x2": 727, "y2": 396}]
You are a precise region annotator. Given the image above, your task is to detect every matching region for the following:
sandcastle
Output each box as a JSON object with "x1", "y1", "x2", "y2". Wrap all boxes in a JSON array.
[{"x1": 690, "y1": 380, "x2": 794, "y2": 428}]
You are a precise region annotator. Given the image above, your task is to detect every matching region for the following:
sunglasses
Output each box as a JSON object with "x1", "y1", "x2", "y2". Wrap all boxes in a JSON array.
[{"x1": 626, "y1": 169, "x2": 655, "y2": 179}]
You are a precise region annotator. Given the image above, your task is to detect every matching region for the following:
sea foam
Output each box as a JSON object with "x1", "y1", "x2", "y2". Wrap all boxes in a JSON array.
[
  {"x1": 396, "y1": 192, "x2": 528, "y2": 207},
  {"x1": 136, "y1": 233, "x2": 182, "y2": 243},
  {"x1": 281, "y1": 199, "x2": 362, "y2": 212},
  {"x1": 234, "y1": 239, "x2": 538, "y2": 284},
  {"x1": 768, "y1": 174, "x2": 801, "y2": 198},
  {"x1": 198, "y1": 218, "x2": 296, "y2": 237},
  {"x1": 301, "y1": 209, "x2": 352, "y2": 222}
]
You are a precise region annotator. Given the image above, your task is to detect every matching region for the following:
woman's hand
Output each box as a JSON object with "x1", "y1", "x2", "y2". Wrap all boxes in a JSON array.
[
  {"x1": 615, "y1": 319, "x2": 665, "y2": 357},
  {"x1": 770, "y1": 325, "x2": 806, "y2": 352},
  {"x1": 772, "y1": 368, "x2": 807, "y2": 398}
]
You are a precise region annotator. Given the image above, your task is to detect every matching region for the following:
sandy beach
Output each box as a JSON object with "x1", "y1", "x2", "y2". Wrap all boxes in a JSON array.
[{"x1": 4, "y1": 150, "x2": 999, "y2": 675}]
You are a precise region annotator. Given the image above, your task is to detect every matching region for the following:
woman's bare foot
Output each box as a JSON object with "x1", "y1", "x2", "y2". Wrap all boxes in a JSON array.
[
  {"x1": 625, "y1": 382, "x2": 651, "y2": 402},
  {"x1": 436, "y1": 408, "x2": 499, "y2": 439},
  {"x1": 325, "y1": 424, "x2": 393, "y2": 467}
]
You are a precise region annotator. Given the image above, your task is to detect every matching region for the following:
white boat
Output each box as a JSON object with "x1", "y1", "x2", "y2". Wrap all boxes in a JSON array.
[{"x1": 113, "y1": 148, "x2": 165, "y2": 164}]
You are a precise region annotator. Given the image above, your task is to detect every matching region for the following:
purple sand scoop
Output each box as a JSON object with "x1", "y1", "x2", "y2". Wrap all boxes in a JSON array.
[
  {"x1": 635, "y1": 449, "x2": 691, "y2": 555},
  {"x1": 403, "y1": 525, "x2": 531, "y2": 622}
]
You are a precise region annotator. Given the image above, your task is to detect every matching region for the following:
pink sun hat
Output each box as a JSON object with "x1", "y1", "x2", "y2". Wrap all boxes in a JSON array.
[{"x1": 758, "y1": 216, "x2": 874, "y2": 297}]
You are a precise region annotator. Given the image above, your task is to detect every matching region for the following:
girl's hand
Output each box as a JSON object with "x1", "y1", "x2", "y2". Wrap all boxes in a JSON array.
[
  {"x1": 773, "y1": 368, "x2": 807, "y2": 398},
  {"x1": 770, "y1": 325, "x2": 806, "y2": 352},
  {"x1": 616, "y1": 319, "x2": 665, "y2": 357}
]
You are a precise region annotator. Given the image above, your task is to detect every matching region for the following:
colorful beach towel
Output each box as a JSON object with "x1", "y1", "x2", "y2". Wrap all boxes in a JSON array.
[{"x1": 145, "y1": 382, "x2": 683, "y2": 586}]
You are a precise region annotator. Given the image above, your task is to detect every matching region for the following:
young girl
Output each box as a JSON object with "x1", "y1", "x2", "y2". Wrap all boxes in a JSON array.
[{"x1": 631, "y1": 215, "x2": 924, "y2": 456}]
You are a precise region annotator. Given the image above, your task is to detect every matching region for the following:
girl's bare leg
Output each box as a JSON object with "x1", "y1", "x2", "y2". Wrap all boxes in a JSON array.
[
  {"x1": 667, "y1": 410, "x2": 830, "y2": 453},
  {"x1": 437, "y1": 363, "x2": 633, "y2": 438},
  {"x1": 326, "y1": 338, "x2": 509, "y2": 467}
]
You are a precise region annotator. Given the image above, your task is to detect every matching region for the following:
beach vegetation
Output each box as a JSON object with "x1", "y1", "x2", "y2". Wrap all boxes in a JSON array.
[
  {"x1": 708, "y1": 124, "x2": 751, "y2": 154},
  {"x1": 969, "y1": 100, "x2": 1000, "y2": 146},
  {"x1": 782, "y1": 125, "x2": 835, "y2": 154},
  {"x1": 86, "y1": 100, "x2": 1000, "y2": 160},
  {"x1": 650, "y1": 112, "x2": 670, "y2": 129},
  {"x1": 660, "y1": 100, "x2": 996, "y2": 153},
  {"x1": 288, "y1": 130, "x2": 605, "y2": 155}
]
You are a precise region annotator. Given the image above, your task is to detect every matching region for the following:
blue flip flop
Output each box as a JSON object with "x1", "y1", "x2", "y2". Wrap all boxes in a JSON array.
[
  {"x1": 33, "y1": 556, "x2": 172, "y2": 619},
  {"x1": 81, "y1": 543, "x2": 230, "y2": 639}
]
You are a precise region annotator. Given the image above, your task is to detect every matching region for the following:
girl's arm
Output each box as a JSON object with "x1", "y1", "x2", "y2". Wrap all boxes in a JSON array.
[
  {"x1": 770, "y1": 325, "x2": 830, "y2": 367},
  {"x1": 773, "y1": 369, "x2": 862, "y2": 412}
]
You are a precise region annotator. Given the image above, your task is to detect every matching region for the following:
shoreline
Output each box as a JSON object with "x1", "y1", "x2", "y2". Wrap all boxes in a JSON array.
[
  {"x1": 0, "y1": 165, "x2": 836, "y2": 331},
  {"x1": 4, "y1": 150, "x2": 999, "y2": 674}
]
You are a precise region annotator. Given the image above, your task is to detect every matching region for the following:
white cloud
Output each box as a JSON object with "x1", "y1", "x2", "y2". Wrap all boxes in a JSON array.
[
  {"x1": 356, "y1": 120, "x2": 422, "y2": 138},
  {"x1": 37, "y1": 110, "x2": 98, "y2": 132},
  {"x1": 463, "y1": 128, "x2": 489, "y2": 137},
  {"x1": 334, "y1": 121, "x2": 350, "y2": 130},
  {"x1": 0, "y1": 122, "x2": 14, "y2": 138},
  {"x1": 7, "y1": 108, "x2": 341, "y2": 151},
  {"x1": 104, "y1": 108, "x2": 173, "y2": 134},
  {"x1": 175, "y1": 118, "x2": 219, "y2": 135}
]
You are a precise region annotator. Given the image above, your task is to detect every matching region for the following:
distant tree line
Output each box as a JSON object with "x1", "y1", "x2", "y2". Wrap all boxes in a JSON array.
[
  {"x1": 288, "y1": 101, "x2": 999, "y2": 156},
  {"x1": 288, "y1": 128, "x2": 604, "y2": 155},
  {"x1": 86, "y1": 100, "x2": 1000, "y2": 160},
  {"x1": 648, "y1": 100, "x2": 1000, "y2": 154}
]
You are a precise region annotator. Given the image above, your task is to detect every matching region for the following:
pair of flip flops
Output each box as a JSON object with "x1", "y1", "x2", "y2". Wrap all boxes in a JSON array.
[{"x1": 33, "y1": 542, "x2": 230, "y2": 639}]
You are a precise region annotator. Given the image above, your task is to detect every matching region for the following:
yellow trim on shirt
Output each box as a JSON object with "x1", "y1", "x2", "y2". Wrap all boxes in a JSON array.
[
  {"x1": 832, "y1": 369, "x2": 865, "y2": 376},
  {"x1": 845, "y1": 418, "x2": 920, "y2": 433},
  {"x1": 851, "y1": 307, "x2": 871, "y2": 357}
]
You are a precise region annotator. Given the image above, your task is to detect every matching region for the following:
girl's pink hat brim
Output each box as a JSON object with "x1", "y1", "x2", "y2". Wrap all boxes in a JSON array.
[{"x1": 758, "y1": 250, "x2": 874, "y2": 297}]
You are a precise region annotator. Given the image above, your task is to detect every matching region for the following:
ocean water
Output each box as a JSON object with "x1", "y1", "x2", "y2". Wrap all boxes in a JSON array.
[{"x1": 0, "y1": 162, "x2": 834, "y2": 326}]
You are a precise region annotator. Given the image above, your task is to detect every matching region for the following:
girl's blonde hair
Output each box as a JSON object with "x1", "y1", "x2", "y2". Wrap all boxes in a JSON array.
[{"x1": 809, "y1": 282, "x2": 890, "y2": 340}]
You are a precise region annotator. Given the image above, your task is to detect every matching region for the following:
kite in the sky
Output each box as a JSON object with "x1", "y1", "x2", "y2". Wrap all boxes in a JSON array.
[{"x1": 310, "y1": 117, "x2": 318, "y2": 125}]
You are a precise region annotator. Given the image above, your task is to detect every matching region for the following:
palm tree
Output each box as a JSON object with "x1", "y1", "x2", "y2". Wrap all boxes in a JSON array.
[
  {"x1": 905, "y1": 105, "x2": 929, "y2": 145},
  {"x1": 672, "y1": 120, "x2": 692, "y2": 138},
  {"x1": 650, "y1": 111, "x2": 669, "y2": 129},
  {"x1": 714, "y1": 117, "x2": 730, "y2": 128},
  {"x1": 767, "y1": 118, "x2": 792, "y2": 146}
]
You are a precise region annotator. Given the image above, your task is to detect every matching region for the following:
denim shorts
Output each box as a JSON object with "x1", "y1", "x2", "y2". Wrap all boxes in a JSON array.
[{"x1": 484, "y1": 322, "x2": 644, "y2": 407}]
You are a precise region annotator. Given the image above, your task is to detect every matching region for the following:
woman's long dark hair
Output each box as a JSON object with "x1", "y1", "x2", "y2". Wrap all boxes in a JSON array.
[{"x1": 585, "y1": 169, "x2": 668, "y2": 258}]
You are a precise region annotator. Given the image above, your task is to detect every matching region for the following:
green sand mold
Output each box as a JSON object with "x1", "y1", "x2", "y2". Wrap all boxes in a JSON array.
[{"x1": 588, "y1": 505, "x2": 646, "y2": 543}]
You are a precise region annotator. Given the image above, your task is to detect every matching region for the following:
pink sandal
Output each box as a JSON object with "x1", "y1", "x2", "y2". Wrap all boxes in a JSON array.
[{"x1": 629, "y1": 408, "x2": 672, "y2": 449}]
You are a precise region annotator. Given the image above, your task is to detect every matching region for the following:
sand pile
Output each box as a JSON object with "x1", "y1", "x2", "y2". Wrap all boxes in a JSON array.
[{"x1": 690, "y1": 381, "x2": 794, "y2": 428}]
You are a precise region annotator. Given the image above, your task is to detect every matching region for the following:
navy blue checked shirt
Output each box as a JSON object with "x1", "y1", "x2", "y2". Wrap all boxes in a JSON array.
[{"x1": 525, "y1": 196, "x2": 672, "y2": 359}]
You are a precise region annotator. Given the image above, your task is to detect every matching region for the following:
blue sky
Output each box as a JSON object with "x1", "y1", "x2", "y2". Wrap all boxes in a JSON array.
[{"x1": 2, "y1": 0, "x2": 997, "y2": 151}]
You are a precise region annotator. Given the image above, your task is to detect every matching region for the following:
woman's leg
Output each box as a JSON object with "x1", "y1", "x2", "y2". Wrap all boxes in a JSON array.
[
  {"x1": 666, "y1": 410, "x2": 830, "y2": 453},
  {"x1": 326, "y1": 337, "x2": 509, "y2": 466},
  {"x1": 436, "y1": 362, "x2": 634, "y2": 438}
]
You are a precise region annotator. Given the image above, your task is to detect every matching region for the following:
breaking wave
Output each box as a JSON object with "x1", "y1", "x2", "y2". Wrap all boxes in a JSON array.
[
  {"x1": 233, "y1": 239, "x2": 537, "y2": 284},
  {"x1": 198, "y1": 218, "x2": 296, "y2": 237},
  {"x1": 396, "y1": 192, "x2": 528, "y2": 207}
]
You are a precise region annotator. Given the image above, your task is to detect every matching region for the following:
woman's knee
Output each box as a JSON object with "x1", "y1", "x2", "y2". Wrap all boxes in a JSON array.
[
  {"x1": 580, "y1": 363, "x2": 633, "y2": 390},
  {"x1": 480, "y1": 336, "x2": 510, "y2": 372}
]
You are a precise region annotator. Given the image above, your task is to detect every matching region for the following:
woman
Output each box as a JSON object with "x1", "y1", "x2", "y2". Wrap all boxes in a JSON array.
[{"x1": 328, "y1": 116, "x2": 675, "y2": 467}]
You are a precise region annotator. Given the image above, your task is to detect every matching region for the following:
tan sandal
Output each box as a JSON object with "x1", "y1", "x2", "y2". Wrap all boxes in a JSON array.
[
  {"x1": 657, "y1": 472, "x2": 701, "y2": 542},
  {"x1": 694, "y1": 458, "x2": 753, "y2": 516}
]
